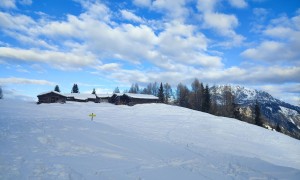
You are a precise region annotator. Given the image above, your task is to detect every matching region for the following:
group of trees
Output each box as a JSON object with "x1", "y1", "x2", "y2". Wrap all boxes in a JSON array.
[
  {"x1": 122, "y1": 79, "x2": 264, "y2": 129},
  {"x1": 53, "y1": 84, "x2": 79, "y2": 93},
  {"x1": 176, "y1": 80, "x2": 211, "y2": 113}
]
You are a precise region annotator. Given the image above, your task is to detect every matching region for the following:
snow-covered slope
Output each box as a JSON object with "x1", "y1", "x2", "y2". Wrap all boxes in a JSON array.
[
  {"x1": 212, "y1": 85, "x2": 300, "y2": 139},
  {"x1": 1, "y1": 99, "x2": 300, "y2": 179}
]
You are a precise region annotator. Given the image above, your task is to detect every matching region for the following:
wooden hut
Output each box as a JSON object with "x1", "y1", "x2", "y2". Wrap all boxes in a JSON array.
[
  {"x1": 37, "y1": 91, "x2": 66, "y2": 104},
  {"x1": 113, "y1": 93, "x2": 158, "y2": 106}
]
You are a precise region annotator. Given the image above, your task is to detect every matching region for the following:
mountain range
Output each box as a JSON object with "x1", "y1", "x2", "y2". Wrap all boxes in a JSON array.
[{"x1": 212, "y1": 85, "x2": 300, "y2": 140}]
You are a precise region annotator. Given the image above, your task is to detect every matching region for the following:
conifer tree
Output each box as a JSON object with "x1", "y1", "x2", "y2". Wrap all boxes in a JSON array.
[
  {"x1": 202, "y1": 85, "x2": 211, "y2": 113},
  {"x1": 190, "y1": 79, "x2": 203, "y2": 111},
  {"x1": 54, "y1": 85, "x2": 61, "y2": 92},
  {"x1": 129, "y1": 83, "x2": 139, "y2": 93},
  {"x1": 275, "y1": 124, "x2": 281, "y2": 132},
  {"x1": 0, "y1": 86, "x2": 3, "y2": 99},
  {"x1": 92, "y1": 88, "x2": 96, "y2": 94},
  {"x1": 113, "y1": 87, "x2": 120, "y2": 93},
  {"x1": 158, "y1": 82, "x2": 165, "y2": 103},
  {"x1": 254, "y1": 101, "x2": 263, "y2": 127},
  {"x1": 71, "y1": 84, "x2": 79, "y2": 93}
]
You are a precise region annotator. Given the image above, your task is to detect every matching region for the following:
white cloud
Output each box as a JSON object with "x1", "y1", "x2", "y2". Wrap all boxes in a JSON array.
[
  {"x1": 120, "y1": 10, "x2": 144, "y2": 23},
  {"x1": 263, "y1": 26, "x2": 294, "y2": 38},
  {"x1": 0, "y1": 11, "x2": 35, "y2": 30},
  {"x1": 228, "y1": 0, "x2": 248, "y2": 8},
  {"x1": 133, "y1": 0, "x2": 152, "y2": 7},
  {"x1": 197, "y1": 0, "x2": 218, "y2": 12},
  {"x1": 0, "y1": 77, "x2": 55, "y2": 85},
  {"x1": 0, "y1": 0, "x2": 16, "y2": 9},
  {"x1": 203, "y1": 12, "x2": 238, "y2": 32},
  {"x1": 258, "y1": 83, "x2": 300, "y2": 106},
  {"x1": 152, "y1": 0, "x2": 190, "y2": 19},
  {"x1": 19, "y1": 0, "x2": 32, "y2": 5},
  {"x1": 197, "y1": 0, "x2": 245, "y2": 47},
  {"x1": 95, "y1": 63, "x2": 122, "y2": 71},
  {"x1": 0, "y1": 47, "x2": 97, "y2": 69},
  {"x1": 243, "y1": 12, "x2": 300, "y2": 64}
]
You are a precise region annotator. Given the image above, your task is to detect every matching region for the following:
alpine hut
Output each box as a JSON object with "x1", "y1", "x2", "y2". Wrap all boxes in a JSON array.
[
  {"x1": 37, "y1": 91, "x2": 66, "y2": 104},
  {"x1": 112, "y1": 93, "x2": 158, "y2": 106}
]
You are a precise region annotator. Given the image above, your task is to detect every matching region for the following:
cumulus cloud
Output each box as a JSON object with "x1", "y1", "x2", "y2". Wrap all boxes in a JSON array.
[
  {"x1": 152, "y1": 0, "x2": 189, "y2": 19},
  {"x1": 0, "y1": 0, "x2": 16, "y2": 9},
  {"x1": 242, "y1": 12, "x2": 300, "y2": 64},
  {"x1": 228, "y1": 0, "x2": 248, "y2": 8},
  {"x1": 197, "y1": 0, "x2": 245, "y2": 47},
  {"x1": 0, "y1": 77, "x2": 55, "y2": 85},
  {"x1": 120, "y1": 10, "x2": 144, "y2": 23}
]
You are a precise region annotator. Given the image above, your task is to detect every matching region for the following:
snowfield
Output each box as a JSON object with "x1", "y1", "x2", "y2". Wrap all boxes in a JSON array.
[{"x1": 1, "y1": 100, "x2": 300, "y2": 179}]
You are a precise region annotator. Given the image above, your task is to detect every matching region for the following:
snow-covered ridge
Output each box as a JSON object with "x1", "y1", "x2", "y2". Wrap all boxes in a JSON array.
[{"x1": 0, "y1": 99, "x2": 300, "y2": 179}]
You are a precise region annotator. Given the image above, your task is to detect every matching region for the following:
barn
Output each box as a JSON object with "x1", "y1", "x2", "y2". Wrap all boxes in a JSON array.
[
  {"x1": 112, "y1": 93, "x2": 158, "y2": 106},
  {"x1": 37, "y1": 91, "x2": 66, "y2": 104}
]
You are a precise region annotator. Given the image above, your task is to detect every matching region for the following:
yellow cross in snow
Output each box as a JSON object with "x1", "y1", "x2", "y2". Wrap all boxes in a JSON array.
[{"x1": 89, "y1": 113, "x2": 96, "y2": 121}]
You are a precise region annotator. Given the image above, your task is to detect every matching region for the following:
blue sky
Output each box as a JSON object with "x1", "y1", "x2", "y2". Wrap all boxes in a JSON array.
[{"x1": 0, "y1": 0, "x2": 299, "y2": 105}]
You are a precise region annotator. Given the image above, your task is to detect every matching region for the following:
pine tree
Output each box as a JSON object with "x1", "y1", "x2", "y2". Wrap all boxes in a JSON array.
[
  {"x1": 71, "y1": 84, "x2": 79, "y2": 93},
  {"x1": 190, "y1": 79, "x2": 203, "y2": 111},
  {"x1": 202, "y1": 85, "x2": 211, "y2": 113},
  {"x1": 275, "y1": 124, "x2": 281, "y2": 132},
  {"x1": 254, "y1": 101, "x2": 263, "y2": 127},
  {"x1": 0, "y1": 86, "x2": 3, "y2": 99},
  {"x1": 129, "y1": 83, "x2": 139, "y2": 94},
  {"x1": 54, "y1": 85, "x2": 60, "y2": 92},
  {"x1": 158, "y1": 82, "x2": 164, "y2": 103},
  {"x1": 92, "y1": 88, "x2": 96, "y2": 94},
  {"x1": 113, "y1": 87, "x2": 120, "y2": 93}
]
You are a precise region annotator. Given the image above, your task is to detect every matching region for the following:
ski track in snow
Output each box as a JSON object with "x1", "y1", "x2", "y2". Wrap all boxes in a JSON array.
[{"x1": 1, "y1": 99, "x2": 300, "y2": 180}]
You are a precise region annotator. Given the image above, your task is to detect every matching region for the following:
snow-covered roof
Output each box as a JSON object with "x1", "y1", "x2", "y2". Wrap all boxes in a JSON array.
[
  {"x1": 124, "y1": 93, "x2": 158, "y2": 100},
  {"x1": 113, "y1": 93, "x2": 123, "y2": 96},
  {"x1": 97, "y1": 94, "x2": 112, "y2": 98},
  {"x1": 38, "y1": 91, "x2": 66, "y2": 97},
  {"x1": 64, "y1": 93, "x2": 97, "y2": 100}
]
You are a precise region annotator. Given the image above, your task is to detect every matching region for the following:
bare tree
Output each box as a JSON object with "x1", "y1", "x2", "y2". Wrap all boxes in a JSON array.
[
  {"x1": 163, "y1": 83, "x2": 173, "y2": 104},
  {"x1": 176, "y1": 83, "x2": 190, "y2": 108}
]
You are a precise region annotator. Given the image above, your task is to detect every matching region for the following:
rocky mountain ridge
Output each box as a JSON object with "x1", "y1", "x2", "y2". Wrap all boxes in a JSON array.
[{"x1": 212, "y1": 85, "x2": 300, "y2": 139}]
